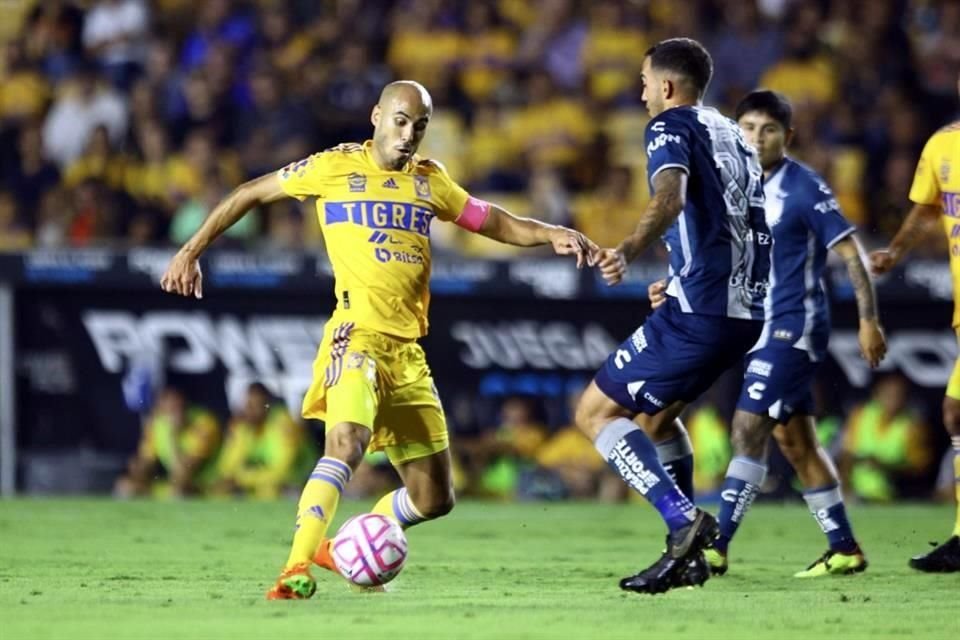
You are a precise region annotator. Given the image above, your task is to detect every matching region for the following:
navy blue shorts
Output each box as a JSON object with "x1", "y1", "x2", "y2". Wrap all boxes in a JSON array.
[
  {"x1": 595, "y1": 298, "x2": 763, "y2": 415},
  {"x1": 736, "y1": 342, "x2": 817, "y2": 423}
]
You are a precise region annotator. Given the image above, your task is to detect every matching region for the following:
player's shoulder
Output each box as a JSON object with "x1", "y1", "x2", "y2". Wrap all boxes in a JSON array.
[
  {"x1": 782, "y1": 157, "x2": 832, "y2": 196},
  {"x1": 646, "y1": 106, "x2": 697, "y2": 133},
  {"x1": 925, "y1": 120, "x2": 960, "y2": 149},
  {"x1": 415, "y1": 156, "x2": 450, "y2": 176}
]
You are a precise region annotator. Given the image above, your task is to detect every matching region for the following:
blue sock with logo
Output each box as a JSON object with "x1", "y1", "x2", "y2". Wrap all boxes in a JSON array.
[
  {"x1": 656, "y1": 423, "x2": 695, "y2": 502},
  {"x1": 803, "y1": 484, "x2": 858, "y2": 553},
  {"x1": 594, "y1": 418, "x2": 696, "y2": 532},
  {"x1": 715, "y1": 456, "x2": 767, "y2": 554}
]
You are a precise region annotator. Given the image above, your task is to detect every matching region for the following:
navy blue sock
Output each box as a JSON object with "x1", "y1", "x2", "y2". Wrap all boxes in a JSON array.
[
  {"x1": 595, "y1": 418, "x2": 696, "y2": 532},
  {"x1": 803, "y1": 485, "x2": 858, "y2": 553},
  {"x1": 715, "y1": 456, "x2": 767, "y2": 554},
  {"x1": 656, "y1": 425, "x2": 695, "y2": 502}
]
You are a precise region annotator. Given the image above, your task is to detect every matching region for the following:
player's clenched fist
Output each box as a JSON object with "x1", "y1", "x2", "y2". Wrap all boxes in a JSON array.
[
  {"x1": 648, "y1": 278, "x2": 668, "y2": 309},
  {"x1": 867, "y1": 249, "x2": 898, "y2": 275},
  {"x1": 594, "y1": 248, "x2": 627, "y2": 286},
  {"x1": 160, "y1": 250, "x2": 203, "y2": 299}
]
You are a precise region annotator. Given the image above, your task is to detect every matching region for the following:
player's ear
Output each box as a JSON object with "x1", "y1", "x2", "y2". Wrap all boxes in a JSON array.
[
  {"x1": 784, "y1": 127, "x2": 796, "y2": 148},
  {"x1": 662, "y1": 77, "x2": 675, "y2": 101},
  {"x1": 371, "y1": 104, "x2": 381, "y2": 128}
]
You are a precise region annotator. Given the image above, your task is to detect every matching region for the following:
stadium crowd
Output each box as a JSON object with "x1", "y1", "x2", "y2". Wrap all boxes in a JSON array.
[{"x1": 0, "y1": 0, "x2": 956, "y2": 256}]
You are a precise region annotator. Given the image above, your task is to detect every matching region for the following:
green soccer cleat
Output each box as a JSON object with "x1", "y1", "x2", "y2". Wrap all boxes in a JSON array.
[
  {"x1": 794, "y1": 548, "x2": 868, "y2": 578},
  {"x1": 704, "y1": 547, "x2": 728, "y2": 576}
]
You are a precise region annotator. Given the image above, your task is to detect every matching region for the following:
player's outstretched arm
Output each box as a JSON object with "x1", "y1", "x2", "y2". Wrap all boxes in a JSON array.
[
  {"x1": 160, "y1": 173, "x2": 288, "y2": 298},
  {"x1": 868, "y1": 203, "x2": 940, "y2": 275},
  {"x1": 476, "y1": 203, "x2": 597, "y2": 268},
  {"x1": 833, "y1": 236, "x2": 886, "y2": 368}
]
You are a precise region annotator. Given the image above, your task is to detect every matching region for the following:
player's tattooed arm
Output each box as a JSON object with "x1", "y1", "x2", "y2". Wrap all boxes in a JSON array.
[
  {"x1": 833, "y1": 236, "x2": 887, "y2": 368},
  {"x1": 618, "y1": 168, "x2": 687, "y2": 263},
  {"x1": 868, "y1": 203, "x2": 940, "y2": 274}
]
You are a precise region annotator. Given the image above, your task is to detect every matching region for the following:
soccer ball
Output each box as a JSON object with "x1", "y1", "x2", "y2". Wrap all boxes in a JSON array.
[{"x1": 330, "y1": 514, "x2": 408, "y2": 586}]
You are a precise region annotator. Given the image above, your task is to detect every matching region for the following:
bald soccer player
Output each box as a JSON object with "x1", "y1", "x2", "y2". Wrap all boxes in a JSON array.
[{"x1": 161, "y1": 81, "x2": 597, "y2": 598}]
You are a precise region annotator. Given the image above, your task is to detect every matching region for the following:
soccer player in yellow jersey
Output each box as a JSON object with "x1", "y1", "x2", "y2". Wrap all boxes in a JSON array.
[
  {"x1": 160, "y1": 81, "x2": 596, "y2": 598},
  {"x1": 870, "y1": 76, "x2": 960, "y2": 573}
]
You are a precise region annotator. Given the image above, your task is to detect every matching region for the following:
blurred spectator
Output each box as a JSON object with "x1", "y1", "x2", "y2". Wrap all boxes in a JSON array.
[
  {"x1": 458, "y1": 3, "x2": 516, "y2": 103},
  {"x1": 42, "y1": 64, "x2": 127, "y2": 167},
  {"x1": 581, "y1": 0, "x2": 647, "y2": 106},
  {"x1": 516, "y1": 0, "x2": 587, "y2": 90},
  {"x1": 4, "y1": 121, "x2": 60, "y2": 217},
  {"x1": 82, "y1": 0, "x2": 149, "y2": 90},
  {"x1": 572, "y1": 166, "x2": 646, "y2": 249},
  {"x1": 0, "y1": 39, "x2": 50, "y2": 124},
  {"x1": 508, "y1": 72, "x2": 594, "y2": 171},
  {"x1": 386, "y1": 0, "x2": 460, "y2": 90},
  {"x1": 179, "y1": 0, "x2": 255, "y2": 72},
  {"x1": 62, "y1": 124, "x2": 125, "y2": 190},
  {"x1": 758, "y1": 3, "x2": 836, "y2": 115},
  {"x1": 839, "y1": 374, "x2": 934, "y2": 501},
  {"x1": 534, "y1": 388, "x2": 620, "y2": 500},
  {"x1": 707, "y1": 0, "x2": 781, "y2": 108},
  {"x1": 114, "y1": 387, "x2": 221, "y2": 498},
  {"x1": 0, "y1": 190, "x2": 31, "y2": 251},
  {"x1": 212, "y1": 383, "x2": 314, "y2": 499},
  {"x1": 459, "y1": 396, "x2": 549, "y2": 498},
  {"x1": 685, "y1": 402, "x2": 732, "y2": 497}
]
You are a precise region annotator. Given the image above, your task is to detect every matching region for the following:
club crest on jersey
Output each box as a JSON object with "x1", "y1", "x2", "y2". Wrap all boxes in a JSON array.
[
  {"x1": 348, "y1": 172, "x2": 367, "y2": 193},
  {"x1": 414, "y1": 175, "x2": 431, "y2": 199}
]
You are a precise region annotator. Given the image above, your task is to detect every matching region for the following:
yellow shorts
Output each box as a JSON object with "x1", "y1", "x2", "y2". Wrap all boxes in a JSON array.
[
  {"x1": 949, "y1": 329, "x2": 960, "y2": 401},
  {"x1": 301, "y1": 319, "x2": 448, "y2": 465}
]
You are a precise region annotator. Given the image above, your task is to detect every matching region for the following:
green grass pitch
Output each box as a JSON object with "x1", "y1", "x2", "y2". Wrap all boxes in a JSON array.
[{"x1": 1, "y1": 499, "x2": 957, "y2": 639}]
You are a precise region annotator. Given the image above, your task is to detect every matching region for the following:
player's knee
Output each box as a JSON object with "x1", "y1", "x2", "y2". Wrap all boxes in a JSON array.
[
  {"x1": 943, "y1": 397, "x2": 960, "y2": 435},
  {"x1": 324, "y1": 423, "x2": 371, "y2": 468}
]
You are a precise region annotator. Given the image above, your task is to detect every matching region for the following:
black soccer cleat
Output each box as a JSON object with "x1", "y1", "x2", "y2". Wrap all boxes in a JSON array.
[
  {"x1": 619, "y1": 509, "x2": 719, "y2": 595},
  {"x1": 908, "y1": 536, "x2": 960, "y2": 573}
]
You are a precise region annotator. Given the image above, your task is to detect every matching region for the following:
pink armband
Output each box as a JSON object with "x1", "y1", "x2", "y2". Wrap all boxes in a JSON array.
[{"x1": 454, "y1": 196, "x2": 491, "y2": 232}]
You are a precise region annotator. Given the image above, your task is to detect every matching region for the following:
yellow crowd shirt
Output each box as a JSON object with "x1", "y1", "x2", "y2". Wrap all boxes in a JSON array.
[
  {"x1": 278, "y1": 141, "x2": 476, "y2": 339},
  {"x1": 908, "y1": 122, "x2": 960, "y2": 327}
]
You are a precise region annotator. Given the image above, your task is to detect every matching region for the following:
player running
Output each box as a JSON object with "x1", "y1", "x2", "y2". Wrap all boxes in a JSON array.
[
  {"x1": 160, "y1": 80, "x2": 596, "y2": 599},
  {"x1": 574, "y1": 38, "x2": 771, "y2": 594},
  {"x1": 683, "y1": 90, "x2": 886, "y2": 577},
  {"x1": 870, "y1": 75, "x2": 960, "y2": 573}
]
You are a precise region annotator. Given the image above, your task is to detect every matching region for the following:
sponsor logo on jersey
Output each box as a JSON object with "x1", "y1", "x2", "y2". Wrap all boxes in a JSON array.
[
  {"x1": 773, "y1": 329, "x2": 794, "y2": 341},
  {"x1": 646, "y1": 131, "x2": 683, "y2": 156},
  {"x1": 941, "y1": 160, "x2": 951, "y2": 184},
  {"x1": 414, "y1": 175, "x2": 431, "y2": 198},
  {"x1": 382, "y1": 178, "x2": 399, "y2": 189},
  {"x1": 348, "y1": 172, "x2": 367, "y2": 192},
  {"x1": 643, "y1": 391, "x2": 665, "y2": 409},
  {"x1": 280, "y1": 157, "x2": 310, "y2": 180},
  {"x1": 746, "y1": 359, "x2": 773, "y2": 377},
  {"x1": 813, "y1": 198, "x2": 840, "y2": 214},
  {"x1": 630, "y1": 326, "x2": 647, "y2": 353},
  {"x1": 325, "y1": 201, "x2": 435, "y2": 236}
]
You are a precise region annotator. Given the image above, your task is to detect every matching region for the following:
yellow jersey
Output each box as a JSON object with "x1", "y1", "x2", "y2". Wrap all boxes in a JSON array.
[
  {"x1": 277, "y1": 141, "x2": 474, "y2": 339},
  {"x1": 908, "y1": 122, "x2": 960, "y2": 327}
]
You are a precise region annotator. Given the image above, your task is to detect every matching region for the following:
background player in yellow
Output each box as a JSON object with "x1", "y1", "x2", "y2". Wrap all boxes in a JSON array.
[
  {"x1": 159, "y1": 80, "x2": 596, "y2": 598},
  {"x1": 870, "y1": 75, "x2": 960, "y2": 573}
]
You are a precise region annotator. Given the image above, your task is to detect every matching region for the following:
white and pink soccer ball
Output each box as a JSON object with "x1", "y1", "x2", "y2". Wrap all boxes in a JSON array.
[{"x1": 330, "y1": 514, "x2": 408, "y2": 587}]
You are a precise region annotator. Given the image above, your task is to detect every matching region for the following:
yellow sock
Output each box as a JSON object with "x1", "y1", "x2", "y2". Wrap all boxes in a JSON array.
[
  {"x1": 371, "y1": 487, "x2": 426, "y2": 529},
  {"x1": 285, "y1": 457, "x2": 352, "y2": 568},
  {"x1": 952, "y1": 442, "x2": 960, "y2": 537}
]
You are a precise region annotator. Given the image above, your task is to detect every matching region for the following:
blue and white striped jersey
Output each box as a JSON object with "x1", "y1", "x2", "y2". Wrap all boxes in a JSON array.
[
  {"x1": 646, "y1": 106, "x2": 770, "y2": 320},
  {"x1": 752, "y1": 157, "x2": 855, "y2": 361}
]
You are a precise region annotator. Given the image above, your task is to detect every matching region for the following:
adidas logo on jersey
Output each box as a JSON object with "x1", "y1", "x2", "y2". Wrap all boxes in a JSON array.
[{"x1": 382, "y1": 178, "x2": 399, "y2": 189}]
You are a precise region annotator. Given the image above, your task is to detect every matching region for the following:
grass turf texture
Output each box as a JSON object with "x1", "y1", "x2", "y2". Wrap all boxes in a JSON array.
[{"x1": 1, "y1": 500, "x2": 957, "y2": 639}]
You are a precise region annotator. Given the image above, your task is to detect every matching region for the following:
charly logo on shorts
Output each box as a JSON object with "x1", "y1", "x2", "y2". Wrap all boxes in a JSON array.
[
  {"x1": 773, "y1": 329, "x2": 793, "y2": 341},
  {"x1": 414, "y1": 175, "x2": 431, "y2": 199},
  {"x1": 348, "y1": 172, "x2": 367, "y2": 193},
  {"x1": 746, "y1": 359, "x2": 773, "y2": 378}
]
